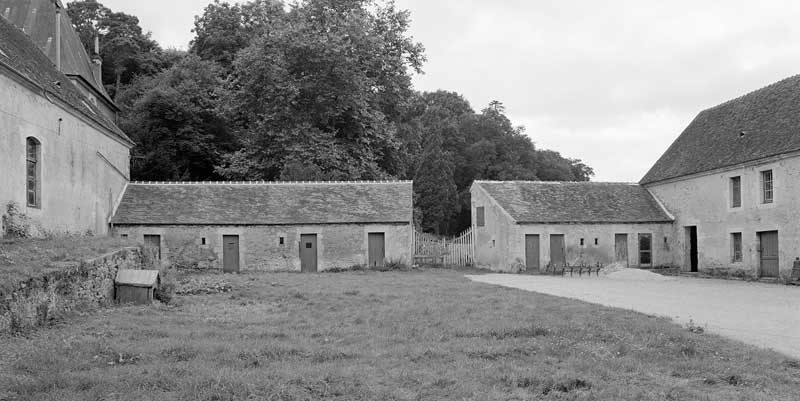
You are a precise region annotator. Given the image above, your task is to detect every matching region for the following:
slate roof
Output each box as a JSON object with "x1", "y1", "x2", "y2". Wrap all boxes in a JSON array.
[
  {"x1": 474, "y1": 181, "x2": 673, "y2": 224},
  {"x1": 641, "y1": 74, "x2": 800, "y2": 184},
  {"x1": 0, "y1": 0, "x2": 113, "y2": 103},
  {"x1": 111, "y1": 181, "x2": 414, "y2": 225},
  {"x1": 0, "y1": 14, "x2": 131, "y2": 144},
  {"x1": 115, "y1": 269, "x2": 159, "y2": 288}
]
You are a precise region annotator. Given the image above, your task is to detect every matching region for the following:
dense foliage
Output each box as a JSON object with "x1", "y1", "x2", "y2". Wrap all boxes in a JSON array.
[{"x1": 67, "y1": 0, "x2": 593, "y2": 234}]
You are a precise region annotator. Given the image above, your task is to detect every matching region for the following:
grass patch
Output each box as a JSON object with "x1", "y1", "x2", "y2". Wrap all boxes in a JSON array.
[
  {"x1": 0, "y1": 269, "x2": 798, "y2": 400},
  {"x1": 0, "y1": 235, "x2": 135, "y2": 290}
]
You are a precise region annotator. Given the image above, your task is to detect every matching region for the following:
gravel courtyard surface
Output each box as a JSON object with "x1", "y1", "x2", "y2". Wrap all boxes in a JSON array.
[{"x1": 467, "y1": 272, "x2": 800, "y2": 358}]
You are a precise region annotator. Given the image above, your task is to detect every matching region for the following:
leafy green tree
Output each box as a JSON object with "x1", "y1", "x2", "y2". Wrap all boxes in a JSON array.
[
  {"x1": 116, "y1": 56, "x2": 234, "y2": 180},
  {"x1": 216, "y1": 0, "x2": 425, "y2": 181},
  {"x1": 413, "y1": 135, "x2": 458, "y2": 234},
  {"x1": 67, "y1": 0, "x2": 168, "y2": 97},
  {"x1": 191, "y1": 0, "x2": 285, "y2": 70}
]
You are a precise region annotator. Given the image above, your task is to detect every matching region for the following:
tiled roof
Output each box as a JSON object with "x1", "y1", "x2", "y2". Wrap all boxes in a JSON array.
[
  {"x1": 474, "y1": 181, "x2": 673, "y2": 224},
  {"x1": 0, "y1": 0, "x2": 112, "y2": 103},
  {"x1": 111, "y1": 181, "x2": 414, "y2": 225},
  {"x1": 641, "y1": 74, "x2": 800, "y2": 184},
  {"x1": 0, "y1": 15, "x2": 131, "y2": 144}
]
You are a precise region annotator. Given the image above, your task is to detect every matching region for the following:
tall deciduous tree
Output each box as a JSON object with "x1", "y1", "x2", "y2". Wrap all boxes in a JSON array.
[
  {"x1": 67, "y1": 0, "x2": 168, "y2": 97},
  {"x1": 215, "y1": 0, "x2": 425, "y2": 181},
  {"x1": 191, "y1": 0, "x2": 284, "y2": 70},
  {"x1": 413, "y1": 135, "x2": 458, "y2": 234},
  {"x1": 116, "y1": 56, "x2": 234, "y2": 180}
]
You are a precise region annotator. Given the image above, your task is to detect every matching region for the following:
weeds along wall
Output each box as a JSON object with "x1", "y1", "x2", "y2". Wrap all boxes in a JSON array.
[{"x1": 0, "y1": 247, "x2": 147, "y2": 334}]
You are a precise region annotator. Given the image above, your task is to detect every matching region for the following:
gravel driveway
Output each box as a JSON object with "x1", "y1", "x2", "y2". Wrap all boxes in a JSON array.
[{"x1": 466, "y1": 273, "x2": 800, "y2": 358}]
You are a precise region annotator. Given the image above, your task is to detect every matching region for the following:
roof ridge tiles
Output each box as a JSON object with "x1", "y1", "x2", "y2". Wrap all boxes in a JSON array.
[
  {"x1": 128, "y1": 180, "x2": 412, "y2": 185},
  {"x1": 475, "y1": 180, "x2": 640, "y2": 185}
]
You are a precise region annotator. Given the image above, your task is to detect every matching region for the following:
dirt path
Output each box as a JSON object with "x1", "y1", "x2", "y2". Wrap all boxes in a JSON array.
[{"x1": 467, "y1": 273, "x2": 800, "y2": 359}]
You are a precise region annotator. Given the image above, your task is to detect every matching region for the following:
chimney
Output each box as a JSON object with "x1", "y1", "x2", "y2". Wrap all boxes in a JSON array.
[
  {"x1": 91, "y1": 35, "x2": 102, "y2": 84},
  {"x1": 54, "y1": 7, "x2": 61, "y2": 71}
]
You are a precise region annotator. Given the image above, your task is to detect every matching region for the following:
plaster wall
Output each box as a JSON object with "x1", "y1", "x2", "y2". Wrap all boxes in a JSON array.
[
  {"x1": 471, "y1": 185, "x2": 516, "y2": 271},
  {"x1": 471, "y1": 184, "x2": 674, "y2": 272},
  {"x1": 646, "y1": 154, "x2": 800, "y2": 278},
  {"x1": 0, "y1": 73, "x2": 131, "y2": 236},
  {"x1": 512, "y1": 223, "x2": 675, "y2": 272},
  {"x1": 113, "y1": 223, "x2": 413, "y2": 272}
]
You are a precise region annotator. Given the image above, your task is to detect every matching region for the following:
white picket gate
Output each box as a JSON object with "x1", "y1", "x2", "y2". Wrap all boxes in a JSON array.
[{"x1": 412, "y1": 228, "x2": 475, "y2": 267}]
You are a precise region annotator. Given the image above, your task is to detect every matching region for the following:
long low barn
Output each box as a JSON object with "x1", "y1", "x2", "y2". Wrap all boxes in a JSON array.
[
  {"x1": 110, "y1": 181, "x2": 413, "y2": 272},
  {"x1": 471, "y1": 181, "x2": 675, "y2": 272}
]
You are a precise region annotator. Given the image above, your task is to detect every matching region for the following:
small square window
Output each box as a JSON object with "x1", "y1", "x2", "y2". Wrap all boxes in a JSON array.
[
  {"x1": 279, "y1": 237, "x2": 284, "y2": 245},
  {"x1": 306, "y1": 242, "x2": 312, "y2": 248},
  {"x1": 120, "y1": 234, "x2": 128, "y2": 239}
]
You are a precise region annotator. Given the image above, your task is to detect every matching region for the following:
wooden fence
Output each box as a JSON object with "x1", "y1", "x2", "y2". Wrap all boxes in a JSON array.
[{"x1": 413, "y1": 228, "x2": 475, "y2": 267}]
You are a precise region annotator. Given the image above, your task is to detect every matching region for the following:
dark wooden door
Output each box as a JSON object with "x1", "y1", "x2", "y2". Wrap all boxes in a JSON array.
[
  {"x1": 638, "y1": 233, "x2": 652, "y2": 267},
  {"x1": 759, "y1": 231, "x2": 779, "y2": 278},
  {"x1": 143, "y1": 234, "x2": 161, "y2": 260},
  {"x1": 614, "y1": 234, "x2": 628, "y2": 266},
  {"x1": 300, "y1": 234, "x2": 318, "y2": 273},
  {"x1": 549, "y1": 234, "x2": 565, "y2": 267},
  {"x1": 688, "y1": 226, "x2": 698, "y2": 272},
  {"x1": 368, "y1": 233, "x2": 385, "y2": 268},
  {"x1": 223, "y1": 235, "x2": 239, "y2": 273},
  {"x1": 525, "y1": 234, "x2": 540, "y2": 272}
]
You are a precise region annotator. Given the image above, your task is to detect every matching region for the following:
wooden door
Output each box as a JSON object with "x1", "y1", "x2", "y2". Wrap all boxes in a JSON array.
[
  {"x1": 368, "y1": 233, "x2": 386, "y2": 267},
  {"x1": 525, "y1": 234, "x2": 540, "y2": 272},
  {"x1": 143, "y1": 234, "x2": 161, "y2": 260},
  {"x1": 222, "y1": 235, "x2": 239, "y2": 273},
  {"x1": 549, "y1": 234, "x2": 565, "y2": 267},
  {"x1": 614, "y1": 234, "x2": 628, "y2": 266},
  {"x1": 300, "y1": 234, "x2": 318, "y2": 273},
  {"x1": 759, "y1": 231, "x2": 779, "y2": 278},
  {"x1": 638, "y1": 233, "x2": 652, "y2": 267}
]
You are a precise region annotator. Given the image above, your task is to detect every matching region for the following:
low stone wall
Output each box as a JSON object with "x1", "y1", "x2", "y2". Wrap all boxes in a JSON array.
[{"x1": 0, "y1": 247, "x2": 145, "y2": 334}]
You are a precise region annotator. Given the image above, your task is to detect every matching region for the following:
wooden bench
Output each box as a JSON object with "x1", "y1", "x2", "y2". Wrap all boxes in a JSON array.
[
  {"x1": 564, "y1": 262, "x2": 605, "y2": 277},
  {"x1": 413, "y1": 254, "x2": 444, "y2": 266}
]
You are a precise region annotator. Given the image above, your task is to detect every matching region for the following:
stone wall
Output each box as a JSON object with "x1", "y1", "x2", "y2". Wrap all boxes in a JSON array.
[
  {"x1": 113, "y1": 224, "x2": 414, "y2": 272},
  {"x1": 0, "y1": 247, "x2": 145, "y2": 334}
]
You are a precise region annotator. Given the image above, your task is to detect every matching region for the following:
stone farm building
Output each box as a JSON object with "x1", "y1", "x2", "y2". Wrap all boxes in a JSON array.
[
  {"x1": 641, "y1": 74, "x2": 800, "y2": 279},
  {"x1": 110, "y1": 181, "x2": 414, "y2": 272},
  {"x1": 0, "y1": 3, "x2": 133, "y2": 237},
  {"x1": 471, "y1": 181, "x2": 674, "y2": 272},
  {"x1": 473, "y1": 74, "x2": 800, "y2": 279}
]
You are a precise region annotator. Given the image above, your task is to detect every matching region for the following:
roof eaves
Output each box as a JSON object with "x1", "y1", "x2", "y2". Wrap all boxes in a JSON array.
[{"x1": 516, "y1": 219, "x2": 674, "y2": 225}]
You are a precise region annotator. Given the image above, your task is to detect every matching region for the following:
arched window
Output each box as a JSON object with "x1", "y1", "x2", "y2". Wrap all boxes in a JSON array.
[{"x1": 26, "y1": 137, "x2": 40, "y2": 208}]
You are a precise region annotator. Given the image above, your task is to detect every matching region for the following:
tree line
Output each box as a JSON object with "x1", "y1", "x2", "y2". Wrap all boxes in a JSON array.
[{"x1": 67, "y1": 0, "x2": 593, "y2": 235}]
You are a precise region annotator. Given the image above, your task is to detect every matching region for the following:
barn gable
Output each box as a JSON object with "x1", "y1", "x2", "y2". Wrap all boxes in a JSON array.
[{"x1": 641, "y1": 74, "x2": 800, "y2": 185}]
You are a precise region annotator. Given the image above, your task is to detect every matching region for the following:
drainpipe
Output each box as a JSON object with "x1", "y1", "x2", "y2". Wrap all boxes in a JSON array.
[{"x1": 55, "y1": 6, "x2": 61, "y2": 72}]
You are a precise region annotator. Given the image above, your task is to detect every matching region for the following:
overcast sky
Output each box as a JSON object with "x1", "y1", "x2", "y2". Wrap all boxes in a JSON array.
[{"x1": 100, "y1": 0, "x2": 800, "y2": 182}]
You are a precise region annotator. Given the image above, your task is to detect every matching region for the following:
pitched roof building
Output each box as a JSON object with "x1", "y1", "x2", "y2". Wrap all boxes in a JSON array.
[
  {"x1": 111, "y1": 181, "x2": 414, "y2": 273},
  {"x1": 470, "y1": 181, "x2": 674, "y2": 272},
  {"x1": 642, "y1": 74, "x2": 800, "y2": 279}
]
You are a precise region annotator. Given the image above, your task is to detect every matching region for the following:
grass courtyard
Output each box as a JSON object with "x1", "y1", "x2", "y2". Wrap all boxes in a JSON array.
[{"x1": 1, "y1": 269, "x2": 799, "y2": 400}]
